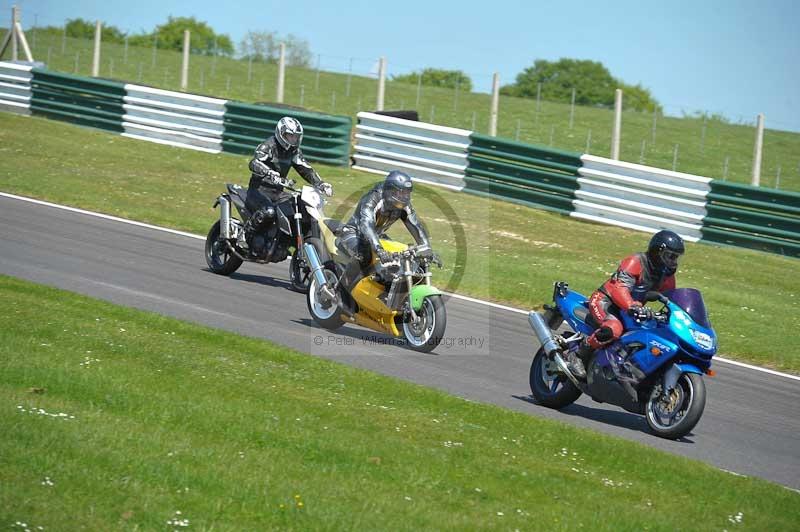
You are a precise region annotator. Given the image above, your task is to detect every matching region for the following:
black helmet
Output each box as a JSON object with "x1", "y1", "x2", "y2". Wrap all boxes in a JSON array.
[
  {"x1": 382, "y1": 171, "x2": 413, "y2": 209},
  {"x1": 275, "y1": 116, "x2": 303, "y2": 150},
  {"x1": 648, "y1": 230, "x2": 685, "y2": 274}
]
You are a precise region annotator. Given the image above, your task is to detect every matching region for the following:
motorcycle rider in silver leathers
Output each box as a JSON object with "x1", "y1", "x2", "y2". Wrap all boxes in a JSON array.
[{"x1": 245, "y1": 116, "x2": 332, "y2": 256}]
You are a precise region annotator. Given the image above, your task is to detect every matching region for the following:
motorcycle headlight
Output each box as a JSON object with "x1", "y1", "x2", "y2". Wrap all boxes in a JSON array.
[{"x1": 690, "y1": 329, "x2": 714, "y2": 350}]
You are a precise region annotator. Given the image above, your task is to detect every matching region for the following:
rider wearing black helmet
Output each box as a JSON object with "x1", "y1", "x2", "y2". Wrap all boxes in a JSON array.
[
  {"x1": 566, "y1": 230, "x2": 685, "y2": 378},
  {"x1": 244, "y1": 116, "x2": 332, "y2": 256},
  {"x1": 339, "y1": 171, "x2": 433, "y2": 276}
]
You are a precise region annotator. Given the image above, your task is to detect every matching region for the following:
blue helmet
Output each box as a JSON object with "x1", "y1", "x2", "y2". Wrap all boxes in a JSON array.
[{"x1": 383, "y1": 171, "x2": 413, "y2": 209}]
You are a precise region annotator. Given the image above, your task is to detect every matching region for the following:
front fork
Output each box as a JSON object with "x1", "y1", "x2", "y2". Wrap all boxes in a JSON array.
[{"x1": 293, "y1": 196, "x2": 305, "y2": 261}]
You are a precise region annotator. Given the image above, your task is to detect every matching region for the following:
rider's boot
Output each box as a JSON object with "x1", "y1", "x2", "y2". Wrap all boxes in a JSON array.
[{"x1": 566, "y1": 339, "x2": 591, "y2": 379}]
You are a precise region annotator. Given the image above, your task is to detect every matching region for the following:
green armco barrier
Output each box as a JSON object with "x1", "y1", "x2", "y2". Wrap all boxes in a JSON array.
[
  {"x1": 701, "y1": 226, "x2": 800, "y2": 257},
  {"x1": 30, "y1": 68, "x2": 125, "y2": 133},
  {"x1": 463, "y1": 175, "x2": 574, "y2": 215},
  {"x1": 470, "y1": 133, "x2": 583, "y2": 168},
  {"x1": 222, "y1": 101, "x2": 352, "y2": 166},
  {"x1": 31, "y1": 69, "x2": 126, "y2": 96},
  {"x1": 703, "y1": 179, "x2": 800, "y2": 258},
  {"x1": 709, "y1": 180, "x2": 800, "y2": 207},
  {"x1": 706, "y1": 204, "x2": 800, "y2": 234},
  {"x1": 464, "y1": 133, "x2": 581, "y2": 216},
  {"x1": 468, "y1": 154, "x2": 579, "y2": 192}
]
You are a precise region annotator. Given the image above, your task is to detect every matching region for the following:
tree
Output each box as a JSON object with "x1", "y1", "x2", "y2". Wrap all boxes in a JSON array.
[
  {"x1": 239, "y1": 31, "x2": 312, "y2": 67},
  {"x1": 501, "y1": 58, "x2": 660, "y2": 112},
  {"x1": 64, "y1": 18, "x2": 125, "y2": 43},
  {"x1": 393, "y1": 69, "x2": 473, "y2": 91},
  {"x1": 128, "y1": 16, "x2": 234, "y2": 56}
]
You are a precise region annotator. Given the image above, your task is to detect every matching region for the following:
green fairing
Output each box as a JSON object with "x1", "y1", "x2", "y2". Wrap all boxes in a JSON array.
[{"x1": 410, "y1": 285, "x2": 443, "y2": 311}]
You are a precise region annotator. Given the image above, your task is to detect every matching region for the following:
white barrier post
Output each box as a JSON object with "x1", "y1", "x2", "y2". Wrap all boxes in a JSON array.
[
  {"x1": 276, "y1": 42, "x2": 285, "y2": 103},
  {"x1": 376, "y1": 56, "x2": 386, "y2": 111},
  {"x1": 611, "y1": 88, "x2": 622, "y2": 159},
  {"x1": 489, "y1": 72, "x2": 499, "y2": 137},
  {"x1": 91, "y1": 20, "x2": 101, "y2": 77},
  {"x1": 751, "y1": 113, "x2": 764, "y2": 186},
  {"x1": 180, "y1": 30, "x2": 189, "y2": 91}
]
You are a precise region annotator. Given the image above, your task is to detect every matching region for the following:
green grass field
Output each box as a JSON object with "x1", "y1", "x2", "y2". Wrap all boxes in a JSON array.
[
  {"x1": 2, "y1": 275, "x2": 798, "y2": 530},
  {"x1": 1, "y1": 112, "x2": 799, "y2": 374},
  {"x1": 9, "y1": 31, "x2": 800, "y2": 191}
]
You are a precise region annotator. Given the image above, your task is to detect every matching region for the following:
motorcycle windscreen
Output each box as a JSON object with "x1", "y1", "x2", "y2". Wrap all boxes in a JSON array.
[{"x1": 663, "y1": 288, "x2": 711, "y2": 328}]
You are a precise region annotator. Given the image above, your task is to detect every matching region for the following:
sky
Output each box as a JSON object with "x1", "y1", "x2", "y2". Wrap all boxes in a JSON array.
[{"x1": 5, "y1": 0, "x2": 800, "y2": 131}]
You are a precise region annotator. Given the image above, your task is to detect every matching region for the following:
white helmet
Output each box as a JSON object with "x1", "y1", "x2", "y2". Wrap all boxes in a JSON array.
[{"x1": 275, "y1": 116, "x2": 303, "y2": 150}]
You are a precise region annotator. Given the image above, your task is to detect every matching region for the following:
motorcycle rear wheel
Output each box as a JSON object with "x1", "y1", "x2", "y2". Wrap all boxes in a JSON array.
[
  {"x1": 205, "y1": 221, "x2": 243, "y2": 275},
  {"x1": 529, "y1": 348, "x2": 582, "y2": 409},
  {"x1": 645, "y1": 372, "x2": 706, "y2": 440}
]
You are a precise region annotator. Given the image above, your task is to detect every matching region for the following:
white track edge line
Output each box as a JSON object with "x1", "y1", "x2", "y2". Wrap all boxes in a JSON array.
[{"x1": 2, "y1": 191, "x2": 798, "y2": 383}]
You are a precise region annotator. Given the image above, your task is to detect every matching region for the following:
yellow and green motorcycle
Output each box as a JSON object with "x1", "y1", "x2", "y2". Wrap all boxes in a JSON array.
[{"x1": 301, "y1": 198, "x2": 446, "y2": 352}]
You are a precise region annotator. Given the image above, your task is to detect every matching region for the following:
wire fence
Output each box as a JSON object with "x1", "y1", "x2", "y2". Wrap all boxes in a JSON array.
[{"x1": 3, "y1": 9, "x2": 800, "y2": 191}]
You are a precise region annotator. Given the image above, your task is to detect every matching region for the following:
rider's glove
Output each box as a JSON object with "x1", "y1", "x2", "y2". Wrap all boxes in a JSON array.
[
  {"x1": 430, "y1": 252, "x2": 443, "y2": 268},
  {"x1": 318, "y1": 182, "x2": 333, "y2": 197},
  {"x1": 628, "y1": 303, "x2": 653, "y2": 322},
  {"x1": 376, "y1": 247, "x2": 392, "y2": 264}
]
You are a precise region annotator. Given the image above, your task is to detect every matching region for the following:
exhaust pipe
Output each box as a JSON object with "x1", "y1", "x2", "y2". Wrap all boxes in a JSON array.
[
  {"x1": 528, "y1": 311, "x2": 560, "y2": 357},
  {"x1": 219, "y1": 196, "x2": 231, "y2": 239},
  {"x1": 529, "y1": 311, "x2": 582, "y2": 387}
]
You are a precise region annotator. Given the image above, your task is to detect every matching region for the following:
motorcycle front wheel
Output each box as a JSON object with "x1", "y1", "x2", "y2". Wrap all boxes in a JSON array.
[
  {"x1": 205, "y1": 221, "x2": 243, "y2": 275},
  {"x1": 305, "y1": 238, "x2": 344, "y2": 331},
  {"x1": 402, "y1": 295, "x2": 446, "y2": 353},
  {"x1": 645, "y1": 372, "x2": 706, "y2": 440},
  {"x1": 529, "y1": 348, "x2": 582, "y2": 409}
]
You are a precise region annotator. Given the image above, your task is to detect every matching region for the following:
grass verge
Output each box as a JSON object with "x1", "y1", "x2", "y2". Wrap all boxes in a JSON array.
[
  {"x1": 1, "y1": 112, "x2": 799, "y2": 373},
  {"x1": 2, "y1": 274, "x2": 798, "y2": 530}
]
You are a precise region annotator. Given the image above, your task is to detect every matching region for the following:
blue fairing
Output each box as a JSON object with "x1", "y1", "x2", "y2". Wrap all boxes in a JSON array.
[
  {"x1": 555, "y1": 286, "x2": 717, "y2": 378},
  {"x1": 556, "y1": 290, "x2": 596, "y2": 336}
]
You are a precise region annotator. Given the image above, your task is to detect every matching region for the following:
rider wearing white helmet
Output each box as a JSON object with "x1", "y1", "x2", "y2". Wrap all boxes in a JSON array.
[{"x1": 245, "y1": 117, "x2": 332, "y2": 256}]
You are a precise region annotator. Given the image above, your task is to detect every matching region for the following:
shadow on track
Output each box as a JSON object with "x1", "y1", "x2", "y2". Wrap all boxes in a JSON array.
[
  {"x1": 511, "y1": 394, "x2": 697, "y2": 442},
  {"x1": 292, "y1": 318, "x2": 439, "y2": 355}
]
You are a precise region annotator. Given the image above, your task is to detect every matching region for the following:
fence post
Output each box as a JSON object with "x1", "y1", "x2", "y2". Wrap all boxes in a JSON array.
[
  {"x1": 376, "y1": 56, "x2": 386, "y2": 111},
  {"x1": 346, "y1": 57, "x2": 353, "y2": 97},
  {"x1": 415, "y1": 72, "x2": 422, "y2": 108},
  {"x1": 180, "y1": 29, "x2": 190, "y2": 91},
  {"x1": 91, "y1": 20, "x2": 101, "y2": 77},
  {"x1": 611, "y1": 88, "x2": 622, "y2": 159},
  {"x1": 276, "y1": 42, "x2": 285, "y2": 103},
  {"x1": 11, "y1": 6, "x2": 19, "y2": 61},
  {"x1": 489, "y1": 72, "x2": 499, "y2": 136},
  {"x1": 569, "y1": 87, "x2": 576, "y2": 129},
  {"x1": 751, "y1": 113, "x2": 764, "y2": 186}
]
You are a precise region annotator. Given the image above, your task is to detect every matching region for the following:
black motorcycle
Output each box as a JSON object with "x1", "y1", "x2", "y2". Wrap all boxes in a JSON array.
[{"x1": 204, "y1": 176, "x2": 331, "y2": 293}]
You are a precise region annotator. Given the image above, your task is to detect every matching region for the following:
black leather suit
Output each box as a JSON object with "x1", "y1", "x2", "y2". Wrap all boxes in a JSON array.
[
  {"x1": 340, "y1": 182, "x2": 430, "y2": 267},
  {"x1": 244, "y1": 136, "x2": 321, "y2": 253}
]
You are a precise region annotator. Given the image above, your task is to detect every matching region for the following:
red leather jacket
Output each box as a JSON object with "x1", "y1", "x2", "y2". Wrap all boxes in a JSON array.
[{"x1": 598, "y1": 252, "x2": 675, "y2": 311}]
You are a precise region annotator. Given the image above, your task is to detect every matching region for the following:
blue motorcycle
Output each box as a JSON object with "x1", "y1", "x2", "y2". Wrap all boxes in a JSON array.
[{"x1": 528, "y1": 281, "x2": 717, "y2": 439}]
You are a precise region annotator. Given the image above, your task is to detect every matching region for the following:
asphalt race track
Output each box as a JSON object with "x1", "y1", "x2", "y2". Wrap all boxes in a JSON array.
[{"x1": 1, "y1": 194, "x2": 798, "y2": 490}]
